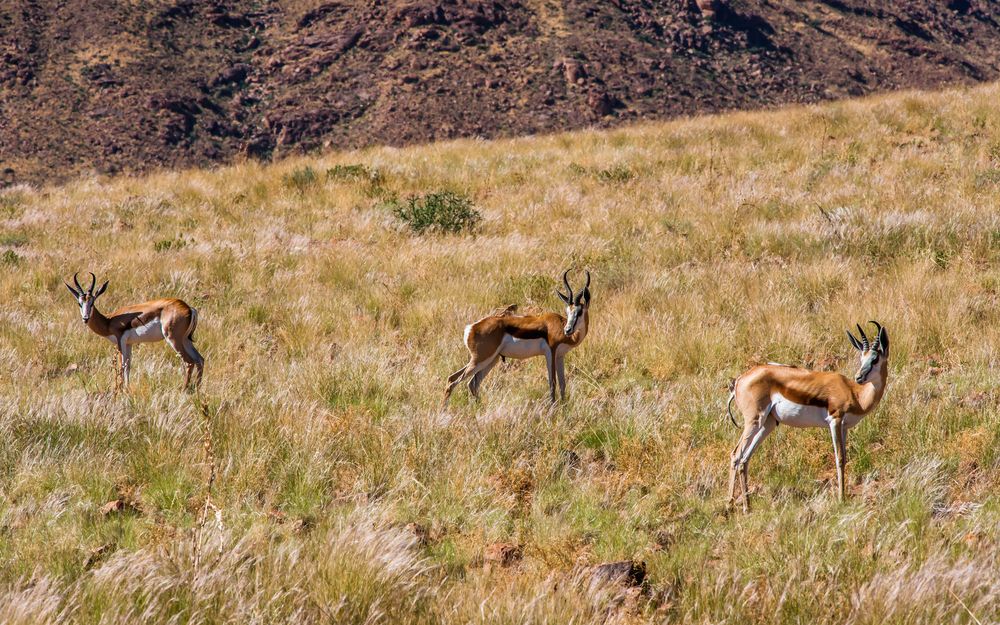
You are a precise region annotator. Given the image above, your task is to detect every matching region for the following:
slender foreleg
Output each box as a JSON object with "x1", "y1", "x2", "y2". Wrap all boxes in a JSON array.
[
  {"x1": 828, "y1": 416, "x2": 845, "y2": 502},
  {"x1": 544, "y1": 345, "x2": 556, "y2": 403},
  {"x1": 121, "y1": 342, "x2": 132, "y2": 387},
  {"x1": 114, "y1": 346, "x2": 125, "y2": 393},
  {"x1": 556, "y1": 355, "x2": 567, "y2": 401},
  {"x1": 839, "y1": 420, "x2": 848, "y2": 500}
]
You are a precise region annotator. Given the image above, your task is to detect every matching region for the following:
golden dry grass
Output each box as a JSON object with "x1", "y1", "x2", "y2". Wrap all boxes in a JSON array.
[{"x1": 2, "y1": 81, "x2": 1000, "y2": 623}]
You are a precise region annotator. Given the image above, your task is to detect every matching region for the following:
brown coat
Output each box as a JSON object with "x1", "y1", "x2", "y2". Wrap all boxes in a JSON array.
[{"x1": 465, "y1": 310, "x2": 588, "y2": 361}]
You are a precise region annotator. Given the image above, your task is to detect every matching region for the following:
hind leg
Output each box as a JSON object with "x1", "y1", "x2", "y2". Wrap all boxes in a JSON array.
[
  {"x1": 468, "y1": 355, "x2": 500, "y2": 399},
  {"x1": 166, "y1": 332, "x2": 203, "y2": 391},
  {"x1": 733, "y1": 413, "x2": 776, "y2": 512},
  {"x1": 444, "y1": 354, "x2": 497, "y2": 404},
  {"x1": 187, "y1": 340, "x2": 204, "y2": 389},
  {"x1": 446, "y1": 366, "x2": 466, "y2": 385},
  {"x1": 444, "y1": 361, "x2": 474, "y2": 403},
  {"x1": 728, "y1": 421, "x2": 757, "y2": 510}
]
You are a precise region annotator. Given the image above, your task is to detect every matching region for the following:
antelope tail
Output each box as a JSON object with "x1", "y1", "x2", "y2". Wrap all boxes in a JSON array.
[
  {"x1": 187, "y1": 308, "x2": 199, "y2": 340},
  {"x1": 726, "y1": 378, "x2": 739, "y2": 427}
]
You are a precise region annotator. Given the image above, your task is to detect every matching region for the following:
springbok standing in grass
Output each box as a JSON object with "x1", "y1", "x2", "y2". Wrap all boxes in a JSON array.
[
  {"x1": 64, "y1": 272, "x2": 204, "y2": 391},
  {"x1": 444, "y1": 270, "x2": 592, "y2": 404},
  {"x1": 726, "y1": 321, "x2": 889, "y2": 511}
]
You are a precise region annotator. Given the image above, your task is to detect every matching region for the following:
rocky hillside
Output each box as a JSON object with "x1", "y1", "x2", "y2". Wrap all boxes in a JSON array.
[{"x1": 4, "y1": 0, "x2": 1000, "y2": 185}]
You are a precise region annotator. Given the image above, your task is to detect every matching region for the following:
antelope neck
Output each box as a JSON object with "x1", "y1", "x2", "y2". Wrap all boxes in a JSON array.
[{"x1": 85, "y1": 307, "x2": 113, "y2": 337}]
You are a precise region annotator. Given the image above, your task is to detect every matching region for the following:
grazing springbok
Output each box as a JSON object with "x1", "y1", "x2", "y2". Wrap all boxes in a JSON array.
[
  {"x1": 64, "y1": 272, "x2": 204, "y2": 391},
  {"x1": 444, "y1": 270, "x2": 592, "y2": 404},
  {"x1": 726, "y1": 321, "x2": 889, "y2": 511}
]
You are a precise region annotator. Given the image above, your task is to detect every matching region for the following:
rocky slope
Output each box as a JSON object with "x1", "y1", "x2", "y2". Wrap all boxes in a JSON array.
[{"x1": 3, "y1": 0, "x2": 1000, "y2": 185}]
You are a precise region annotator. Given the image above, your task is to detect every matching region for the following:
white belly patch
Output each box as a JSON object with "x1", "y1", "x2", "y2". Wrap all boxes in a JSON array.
[
  {"x1": 124, "y1": 318, "x2": 164, "y2": 345},
  {"x1": 499, "y1": 335, "x2": 548, "y2": 360},
  {"x1": 770, "y1": 393, "x2": 829, "y2": 428}
]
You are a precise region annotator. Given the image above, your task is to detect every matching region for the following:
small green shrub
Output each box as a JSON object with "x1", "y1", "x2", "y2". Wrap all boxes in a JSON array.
[
  {"x1": 327, "y1": 164, "x2": 381, "y2": 184},
  {"x1": 283, "y1": 166, "x2": 319, "y2": 193},
  {"x1": 1, "y1": 249, "x2": 21, "y2": 265},
  {"x1": 596, "y1": 164, "x2": 636, "y2": 184},
  {"x1": 328, "y1": 164, "x2": 390, "y2": 198},
  {"x1": 974, "y1": 169, "x2": 1000, "y2": 189},
  {"x1": 0, "y1": 190, "x2": 26, "y2": 218},
  {"x1": 0, "y1": 233, "x2": 27, "y2": 247},
  {"x1": 247, "y1": 304, "x2": 269, "y2": 325},
  {"x1": 567, "y1": 162, "x2": 637, "y2": 184},
  {"x1": 387, "y1": 191, "x2": 482, "y2": 234},
  {"x1": 153, "y1": 236, "x2": 188, "y2": 252}
]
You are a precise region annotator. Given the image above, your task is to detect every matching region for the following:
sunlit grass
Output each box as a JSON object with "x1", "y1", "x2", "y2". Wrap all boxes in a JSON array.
[{"x1": 2, "y1": 81, "x2": 1000, "y2": 623}]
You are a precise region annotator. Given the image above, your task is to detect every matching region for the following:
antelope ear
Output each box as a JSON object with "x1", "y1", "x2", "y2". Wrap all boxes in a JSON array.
[
  {"x1": 556, "y1": 289, "x2": 570, "y2": 305},
  {"x1": 95, "y1": 281, "x2": 109, "y2": 297},
  {"x1": 846, "y1": 330, "x2": 862, "y2": 351},
  {"x1": 877, "y1": 327, "x2": 889, "y2": 352},
  {"x1": 582, "y1": 287, "x2": 591, "y2": 305},
  {"x1": 64, "y1": 282, "x2": 79, "y2": 298}
]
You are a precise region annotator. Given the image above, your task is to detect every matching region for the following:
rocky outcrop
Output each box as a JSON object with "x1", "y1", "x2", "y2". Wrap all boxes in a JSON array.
[{"x1": 4, "y1": 0, "x2": 1000, "y2": 185}]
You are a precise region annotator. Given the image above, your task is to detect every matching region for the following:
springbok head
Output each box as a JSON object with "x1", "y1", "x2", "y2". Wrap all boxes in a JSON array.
[
  {"x1": 847, "y1": 320, "x2": 888, "y2": 383},
  {"x1": 556, "y1": 269, "x2": 592, "y2": 335},
  {"x1": 65, "y1": 272, "x2": 108, "y2": 323}
]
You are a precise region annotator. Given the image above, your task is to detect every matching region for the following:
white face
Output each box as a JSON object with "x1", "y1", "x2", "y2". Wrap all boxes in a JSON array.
[
  {"x1": 848, "y1": 324, "x2": 888, "y2": 383},
  {"x1": 564, "y1": 304, "x2": 583, "y2": 335},
  {"x1": 74, "y1": 293, "x2": 96, "y2": 323},
  {"x1": 66, "y1": 275, "x2": 107, "y2": 323},
  {"x1": 854, "y1": 348, "x2": 881, "y2": 383}
]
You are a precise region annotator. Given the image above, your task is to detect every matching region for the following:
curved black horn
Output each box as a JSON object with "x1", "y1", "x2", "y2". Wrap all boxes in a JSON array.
[
  {"x1": 869, "y1": 320, "x2": 884, "y2": 349},
  {"x1": 856, "y1": 323, "x2": 870, "y2": 351},
  {"x1": 846, "y1": 329, "x2": 862, "y2": 351},
  {"x1": 88, "y1": 272, "x2": 97, "y2": 294},
  {"x1": 73, "y1": 272, "x2": 83, "y2": 293},
  {"x1": 582, "y1": 270, "x2": 591, "y2": 292},
  {"x1": 562, "y1": 270, "x2": 574, "y2": 302}
]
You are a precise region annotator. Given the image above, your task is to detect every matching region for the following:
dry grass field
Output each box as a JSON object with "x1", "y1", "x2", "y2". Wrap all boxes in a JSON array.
[{"x1": 2, "y1": 81, "x2": 1000, "y2": 624}]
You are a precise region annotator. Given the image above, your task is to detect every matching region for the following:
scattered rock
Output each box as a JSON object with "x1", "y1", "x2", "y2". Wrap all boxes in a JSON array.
[
  {"x1": 561, "y1": 58, "x2": 586, "y2": 84},
  {"x1": 959, "y1": 391, "x2": 988, "y2": 408},
  {"x1": 212, "y1": 63, "x2": 251, "y2": 87},
  {"x1": 588, "y1": 560, "x2": 646, "y2": 591},
  {"x1": 587, "y1": 91, "x2": 618, "y2": 116},
  {"x1": 483, "y1": 542, "x2": 522, "y2": 568},
  {"x1": 695, "y1": 0, "x2": 720, "y2": 19},
  {"x1": 83, "y1": 544, "x2": 113, "y2": 569},
  {"x1": 404, "y1": 522, "x2": 430, "y2": 545},
  {"x1": 100, "y1": 499, "x2": 127, "y2": 516},
  {"x1": 562, "y1": 449, "x2": 582, "y2": 473},
  {"x1": 288, "y1": 517, "x2": 313, "y2": 533}
]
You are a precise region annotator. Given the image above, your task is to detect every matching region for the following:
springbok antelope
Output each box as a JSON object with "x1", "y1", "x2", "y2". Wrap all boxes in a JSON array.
[
  {"x1": 444, "y1": 270, "x2": 592, "y2": 404},
  {"x1": 726, "y1": 321, "x2": 889, "y2": 511},
  {"x1": 64, "y1": 272, "x2": 204, "y2": 391}
]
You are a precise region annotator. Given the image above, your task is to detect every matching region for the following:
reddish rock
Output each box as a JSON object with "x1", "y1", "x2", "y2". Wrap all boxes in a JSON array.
[
  {"x1": 588, "y1": 560, "x2": 646, "y2": 589},
  {"x1": 99, "y1": 499, "x2": 125, "y2": 515},
  {"x1": 5, "y1": 0, "x2": 1000, "y2": 186},
  {"x1": 483, "y1": 542, "x2": 522, "y2": 567}
]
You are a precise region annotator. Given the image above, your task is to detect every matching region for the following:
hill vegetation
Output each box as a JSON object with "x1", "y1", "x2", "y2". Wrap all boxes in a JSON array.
[
  {"x1": 5, "y1": 0, "x2": 1000, "y2": 186},
  {"x1": 2, "y1": 82, "x2": 1000, "y2": 623}
]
